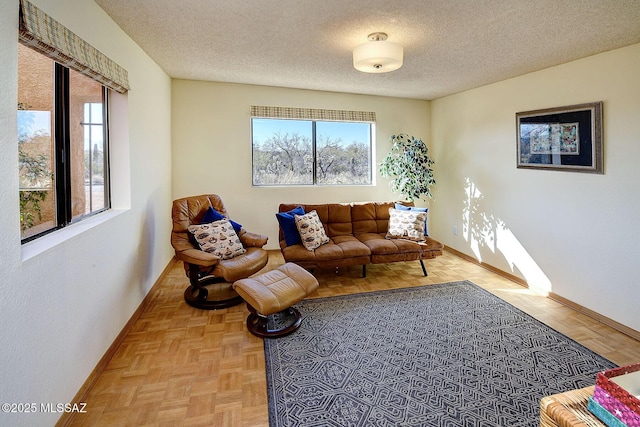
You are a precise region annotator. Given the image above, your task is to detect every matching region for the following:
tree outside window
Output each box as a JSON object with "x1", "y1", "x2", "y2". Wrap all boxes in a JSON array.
[{"x1": 252, "y1": 118, "x2": 372, "y2": 186}]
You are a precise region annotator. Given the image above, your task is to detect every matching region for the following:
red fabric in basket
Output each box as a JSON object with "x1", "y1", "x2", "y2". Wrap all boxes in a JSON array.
[
  {"x1": 594, "y1": 385, "x2": 640, "y2": 427},
  {"x1": 596, "y1": 364, "x2": 640, "y2": 418}
]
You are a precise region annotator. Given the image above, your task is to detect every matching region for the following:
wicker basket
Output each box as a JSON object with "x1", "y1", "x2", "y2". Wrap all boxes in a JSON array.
[{"x1": 540, "y1": 386, "x2": 606, "y2": 427}]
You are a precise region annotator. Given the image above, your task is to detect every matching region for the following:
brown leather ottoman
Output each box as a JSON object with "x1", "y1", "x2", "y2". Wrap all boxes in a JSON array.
[{"x1": 232, "y1": 263, "x2": 319, "y2": 338}]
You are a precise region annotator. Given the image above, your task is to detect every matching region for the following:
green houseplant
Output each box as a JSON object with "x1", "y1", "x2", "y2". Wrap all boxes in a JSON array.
[{"x1": 379, "y1": 133, "x2": 435, "y2": 202}]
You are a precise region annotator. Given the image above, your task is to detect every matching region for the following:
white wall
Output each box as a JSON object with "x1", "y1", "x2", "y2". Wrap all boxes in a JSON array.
[
  {"x1": 431, "y1": 44, "x2": 640, "y2": 332},
  {"x1": 171, "y1": 80, "x2": 431, "y2": 249},
  {"x1": 0, "y1": 1, "x2": 173, "y2": 425}
]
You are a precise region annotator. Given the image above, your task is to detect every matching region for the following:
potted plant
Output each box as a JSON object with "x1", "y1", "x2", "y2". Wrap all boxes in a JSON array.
[{"x1": 379, "y1": 133, "x2": 435, "y2": 202}]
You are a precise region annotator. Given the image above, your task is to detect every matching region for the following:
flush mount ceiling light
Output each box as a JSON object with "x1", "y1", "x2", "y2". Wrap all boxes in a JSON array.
[{"x1": 353, "y1": 32, "x2": 403, "y2": 73}]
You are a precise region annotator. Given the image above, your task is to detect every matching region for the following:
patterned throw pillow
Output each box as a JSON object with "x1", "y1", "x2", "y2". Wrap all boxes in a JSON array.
[
  {"x1": 386, "y1": 208, "x2": 427, "y2": 242},
  {"x1": 294, "y1": 210, "x2": 330, "y2": 251},
  {"x1": 394, "y1": 203, "x2": 428, "y2": 236},
  {"x1": 188, "y1": 219, "x2": 247, "y2": 259}
]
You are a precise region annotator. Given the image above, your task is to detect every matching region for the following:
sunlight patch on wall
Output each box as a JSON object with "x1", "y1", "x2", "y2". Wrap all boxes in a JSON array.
[
  {"x1": 462, "y1": 179, "x2": 484, "y2": 261},
  {"x1": 462, "y1": 177, "x2": 552, "y2": 294},
  {"x1": 495, "y1": 221, "x2": 552, "y2": 294}
]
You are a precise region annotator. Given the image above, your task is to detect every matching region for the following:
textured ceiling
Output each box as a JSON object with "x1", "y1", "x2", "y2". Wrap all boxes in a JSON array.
[{"x1": 94, "y1": 0, "x2": 640, "y2": 100}]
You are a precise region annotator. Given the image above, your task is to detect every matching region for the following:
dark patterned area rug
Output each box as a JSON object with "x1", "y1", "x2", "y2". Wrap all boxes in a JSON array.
[{"x1": 264, "y1": 281, "x2": 616, "y2": 427}]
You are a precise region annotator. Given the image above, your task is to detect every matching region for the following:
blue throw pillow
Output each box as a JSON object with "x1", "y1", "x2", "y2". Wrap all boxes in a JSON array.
[
  {"x1": 202, "y1": 207, "x2": 242, "y2": 233},
  {"x1": 276, "y1": 206, "x2": 305, "y2": 246},
  {"x1": 394, "y1": 203, "x2": 428, "y2": 236}
]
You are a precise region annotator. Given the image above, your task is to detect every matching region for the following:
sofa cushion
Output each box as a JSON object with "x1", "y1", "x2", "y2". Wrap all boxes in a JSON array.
[
  {"x1": 394, "y1": 203, "x2": 428, "y2": 236},
  {"x1": 316, "y1": 235, "x2": 370, "y2": 260},
  {"x1": 357, "y1": 232, "x2": 422, "y2": 264},
  {"x1": 358, "y1": 232, "x2": 422, "y2": 254},
  {"x1": 352, "y1": 202, "x2": 394, "y2": 234},
  {"x1": 281, "y1": 236, "x2": 371, "y2": 269},
  {"x1": 276, "y1": 205, "x2": 305, "y2": 246},
  {"x1": 324, "y1": 204, "x2": 353, "y2": 237},
  {"x1": 280, "y1": 244, "x2": 318, "y2": 268},
  {"x1": 386, "y1": 208, "x2": 427, "y2": 242},
  {"x1": 281, "y1": 203, "x2": 353, "y2": 238},
  {"x1": 295, "y1": 210, "x2": 330, "y2": 251},
  {"x1": 188, "y1": 219, "x2": 246, "y2": 259}
]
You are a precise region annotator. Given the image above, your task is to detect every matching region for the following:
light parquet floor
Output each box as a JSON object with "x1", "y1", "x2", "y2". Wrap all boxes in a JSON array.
[{"x1": 64, "y1": 250, "x2": 640, "y2": 426}]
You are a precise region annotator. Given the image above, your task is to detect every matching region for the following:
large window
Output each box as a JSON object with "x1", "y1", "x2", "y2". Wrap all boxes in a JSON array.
[
  {"x1": 252, "y1": 116, "x2": 374, "y2": 186},
  {"x1": 18, "y1": 43, "x2": 110, "y2": 242}
]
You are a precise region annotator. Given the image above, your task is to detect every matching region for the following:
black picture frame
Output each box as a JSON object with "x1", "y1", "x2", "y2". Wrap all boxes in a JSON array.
[{"x1": 516, "y1": 102, "x2": 603, "y2": 173}]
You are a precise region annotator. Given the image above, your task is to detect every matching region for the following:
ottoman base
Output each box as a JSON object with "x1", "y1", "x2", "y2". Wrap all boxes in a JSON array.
[{"x1": 246, "y1": 305, "x2": 302, "y2": 338}]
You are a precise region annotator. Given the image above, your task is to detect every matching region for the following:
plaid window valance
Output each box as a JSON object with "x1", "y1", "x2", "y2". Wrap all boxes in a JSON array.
[
  {"x1": 251, "y1": 106, "x2": 376, "y2": 123},
  {"x1": 18, "y1": 0, "x2": 130, "y2": 93}
]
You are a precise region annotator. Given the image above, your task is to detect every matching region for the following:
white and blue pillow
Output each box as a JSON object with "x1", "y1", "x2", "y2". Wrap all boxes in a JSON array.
[
  {"x1": 386, "y1": 208, "x2": 427, "y2": 242},
  {"x1": 394, "y1": 203, "x2": 428, "y2": 236},
  {"x1": 188, "y1": 207, "x2": 243, "y2": 247},
  {"x1": 294, "y1": 210, "x2": 330, "y2": 251},
  {"x1": 188, "y1": 219, "x2": 246, "y2": 259}
]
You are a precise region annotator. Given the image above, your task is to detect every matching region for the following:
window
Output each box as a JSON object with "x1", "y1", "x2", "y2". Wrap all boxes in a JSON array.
[
  {"x1": 251, "y1": 107, "x2": 375, "y2": 186},
  {"x1": 17, "y1": 0, "x2": 129, "y2": 243},
  {"x1": 18, "y1": 43, "x2": 110, "y2": 242}
]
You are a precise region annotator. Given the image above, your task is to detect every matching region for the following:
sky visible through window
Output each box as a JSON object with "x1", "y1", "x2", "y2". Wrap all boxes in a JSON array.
[{"x1": 252, "y1": 119, "x2": 370, "y2": 146}]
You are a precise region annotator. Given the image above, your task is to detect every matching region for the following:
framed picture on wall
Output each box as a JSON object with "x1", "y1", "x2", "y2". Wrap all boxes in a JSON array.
[{"x1": 516, "y1": 102, "x2": 603, "y2": 173}]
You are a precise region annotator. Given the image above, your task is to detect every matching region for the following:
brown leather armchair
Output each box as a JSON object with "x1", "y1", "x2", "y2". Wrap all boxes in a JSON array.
[{"x1": 171, "y1": 194, "x2": 269, "y2": 309}]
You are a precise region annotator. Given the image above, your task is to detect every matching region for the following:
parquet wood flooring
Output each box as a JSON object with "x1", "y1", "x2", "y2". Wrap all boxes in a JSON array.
[{"x1": 62, "y1": 250, "x2": 640, "y2": 426}]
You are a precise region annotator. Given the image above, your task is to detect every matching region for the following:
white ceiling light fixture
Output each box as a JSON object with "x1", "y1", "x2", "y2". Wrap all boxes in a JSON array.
[{"x1": 353, "y1": 32, "x2": 403, "y2": 73}]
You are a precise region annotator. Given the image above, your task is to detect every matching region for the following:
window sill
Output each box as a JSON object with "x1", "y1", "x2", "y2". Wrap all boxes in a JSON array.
[{"x1": 21, "y1": 209, "x2": 128, "y2": 262}]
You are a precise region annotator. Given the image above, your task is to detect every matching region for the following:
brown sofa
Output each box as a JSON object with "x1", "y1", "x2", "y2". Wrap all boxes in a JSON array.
[{"x1": 277, "y1": 201, "x2": 444, "y2": 277}]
